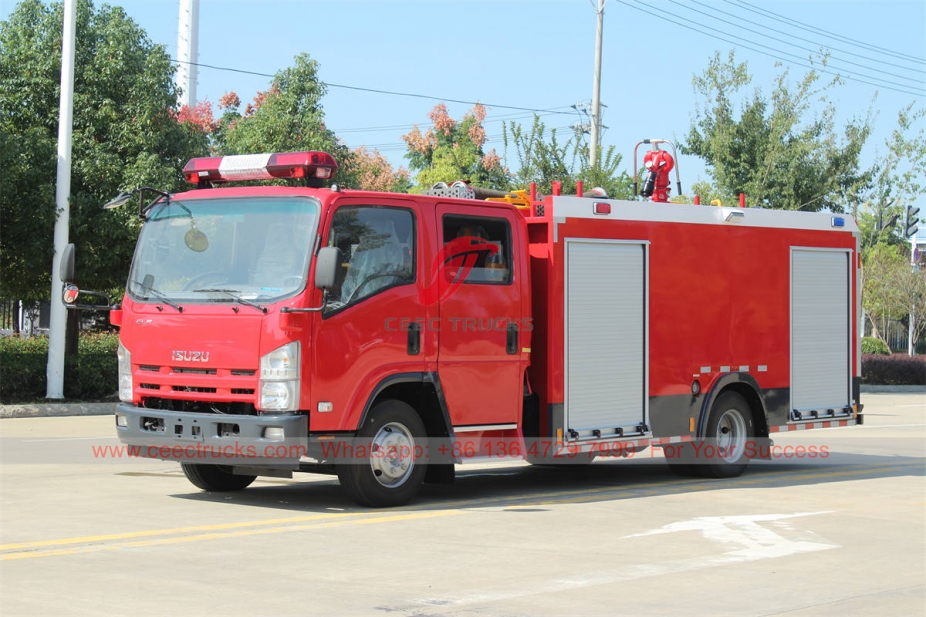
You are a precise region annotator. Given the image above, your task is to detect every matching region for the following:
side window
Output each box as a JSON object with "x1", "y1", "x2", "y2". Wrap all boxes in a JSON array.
[
  {"x1": 442, "y1": 215, "x2": 512, "y2": 285},
  {"x1": 324, "y1": 206, "x2": 415, "y2": 314}
]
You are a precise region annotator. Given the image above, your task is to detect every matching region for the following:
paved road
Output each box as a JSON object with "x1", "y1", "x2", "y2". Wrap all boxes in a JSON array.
[{"x1": 1, "y1": 393, "x2": 923, "y2": 616}]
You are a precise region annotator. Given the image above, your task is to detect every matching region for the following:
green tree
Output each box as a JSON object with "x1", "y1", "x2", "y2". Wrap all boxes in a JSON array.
[
  {"x1": 0, "y1": 0, "x2": 207, "y2": 302},
  {"x1": 350, "y1": 146, "x2": 412, "y2": 193},
  {"x1": 213, "y1": 54, "x2": 354, "y2": 185},
  {"x1": 682, "y1": 51, "x2": 873, "y2": 212},
  {"x1": 502, "y1": 115, "x2": 633, "y2": 199},
  {"x1": 862, "y1": 104, "x2": 926, "y2": 247},
  {"x1": 402, "y1": 103, "x2": 510, "y2": 192}
]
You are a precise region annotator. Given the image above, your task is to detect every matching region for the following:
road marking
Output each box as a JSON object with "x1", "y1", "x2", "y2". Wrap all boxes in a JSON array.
[
  {"x1": 624, "y1": 511, "x2": 836, "y2": 558},
  {"x1": 417, "y1": 512, "x2": 837, "y2": 607},
  {"x1": 1, "y1": 462, "x2": 916, "y2": 561},
  {"x1": 1, "y1": 511, "x2": 461, "y2": 561}
]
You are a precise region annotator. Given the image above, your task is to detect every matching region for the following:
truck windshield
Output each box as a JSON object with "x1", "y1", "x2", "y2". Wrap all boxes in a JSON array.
[{"x1": 126, "y1": 196, "x2": 319, "y2": 304}]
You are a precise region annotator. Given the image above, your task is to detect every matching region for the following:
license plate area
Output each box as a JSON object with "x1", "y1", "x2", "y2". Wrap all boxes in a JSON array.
[{"x1": 171, "y1": 417, "x2": 205, "y2": 441}]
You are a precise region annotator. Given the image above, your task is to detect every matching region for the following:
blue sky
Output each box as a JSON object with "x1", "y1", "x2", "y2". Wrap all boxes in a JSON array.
[{"x1": 5, "y1": 0, "x2": 926, "y2": 219}]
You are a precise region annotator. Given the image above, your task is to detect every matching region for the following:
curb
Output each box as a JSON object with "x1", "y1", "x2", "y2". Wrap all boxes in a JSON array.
[
  {"x1": 860, "y1": 385, "x2": 926, "y2": 394},
  {"x1": 0, "y1": 402, "x2": 116, "y2": 419}
]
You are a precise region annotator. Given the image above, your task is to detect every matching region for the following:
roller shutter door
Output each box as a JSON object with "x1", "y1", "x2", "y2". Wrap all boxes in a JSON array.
[
  {"x1": 791, "y1": 249, "x2": 851, "y2": 414},
  {"x1": 565, "y1": 240, "x2": 647, "y2": 437}
]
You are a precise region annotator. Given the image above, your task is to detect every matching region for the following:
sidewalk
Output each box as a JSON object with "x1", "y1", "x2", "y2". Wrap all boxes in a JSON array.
[
  {"x1": 1, "y1": 386, "x2": 922, "y2": 419},
  {"x1": 0, "y1": 402, "x2": 115, "y2": 419}
]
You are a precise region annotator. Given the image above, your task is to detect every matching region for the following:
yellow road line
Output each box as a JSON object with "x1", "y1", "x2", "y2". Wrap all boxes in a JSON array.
[
  {"x1": 0, "y1": 512, "x2": 357, "y2": 551},
  {"x1": 2, "y1": 462, "x2": 918, "y2": 561},
  {"x1": 1, "y1": 511, "x2": 460, "y2": 561}
]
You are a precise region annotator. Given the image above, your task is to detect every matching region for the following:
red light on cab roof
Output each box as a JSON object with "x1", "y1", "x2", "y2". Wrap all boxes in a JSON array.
[
  {"x1": 182, "y1": 151, "x2": 338, "y2": 186},
  {"x1": 593, "y1": 202, "x2": 611, "y2": 215}
]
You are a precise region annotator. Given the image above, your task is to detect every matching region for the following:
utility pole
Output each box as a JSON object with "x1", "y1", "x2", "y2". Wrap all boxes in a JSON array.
[
  {"x1": 176, "y1": 0, "x2": 200, "y2": 108},
  {"x1": 905, "y1": 204, "x2": 921, "y2": 355},
  {"x1": 589, "y1": 0, "x2": 605, "y2": 169},
  {"x1": 46, "y1": 0, "x2": 77, "y2": 399}
]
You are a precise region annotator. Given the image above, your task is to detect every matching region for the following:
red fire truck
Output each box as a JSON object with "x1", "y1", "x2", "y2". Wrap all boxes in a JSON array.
[{"x1": 61, "y1": 147, "x2": 863, "y2": 507}]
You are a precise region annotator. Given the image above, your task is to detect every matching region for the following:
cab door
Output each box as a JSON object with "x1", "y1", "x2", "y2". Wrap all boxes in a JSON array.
[
  {"x1": 309, "y1": 199, "x2": 428, "y2": 432},
  {"x1": 435, "y1": 205, "x2": 524, "y2": 427}
]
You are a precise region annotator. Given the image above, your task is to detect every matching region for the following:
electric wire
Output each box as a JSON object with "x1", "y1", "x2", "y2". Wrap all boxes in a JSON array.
[
  {"x1": 613, "y1": 0, "x2": 925, "y2": 97},
  {"x1": 171, "y1": 59, "x2": 578, "y2": 116},
  {"x1": 728, "y1": 0, "x2": 926, "y2": 66},
  {"x1": 676, "y1": 0, "x2": 925, "y2": 82}
]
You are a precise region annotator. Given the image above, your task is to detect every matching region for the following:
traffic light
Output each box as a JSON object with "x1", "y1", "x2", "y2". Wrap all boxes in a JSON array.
[{"x1": 906, "y1": 205, "x2": 920, "y2": 238}]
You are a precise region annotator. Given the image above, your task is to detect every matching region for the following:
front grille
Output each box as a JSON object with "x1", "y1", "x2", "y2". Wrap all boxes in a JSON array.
[
  {"x1": 172, "y1": 385, "x2": 217, "y2": 393},
  {"x1": 174, "y1": 367, "x2": 217, "y2": 375},
  {"x1": 140, "y1": 397, "x2": 258, "y2": 415},
  {"x1": 231, "y1": 388, "x2": 255, "y2": 395}
]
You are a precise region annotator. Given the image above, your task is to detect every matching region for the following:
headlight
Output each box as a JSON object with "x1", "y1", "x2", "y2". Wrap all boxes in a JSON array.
[
  {"x1": 259, "y1": 341, "x2": 300, "y2": 411},
  {"x1": 117, "y1": 342, "x2": 133, "y2": 402}
]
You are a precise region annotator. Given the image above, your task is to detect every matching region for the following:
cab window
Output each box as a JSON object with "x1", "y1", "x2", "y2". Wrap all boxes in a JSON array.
[
  {"x1": 323, "y1": 206, "x2": 415, "y2": 314},
  {"x1": 442, "y1": 215, "x2": 511, "y2": 285}
]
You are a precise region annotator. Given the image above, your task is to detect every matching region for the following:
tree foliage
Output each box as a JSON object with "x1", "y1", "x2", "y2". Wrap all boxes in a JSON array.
[
  {"x1": 862, "y1": 243, "x2": 926, "y2": 352},
  {"x1": 402, "y1": 104, "x2": 510, "y2": 191},
  {"x1": 682, "y1": 51, "x2": 873, "y2": 212},
  {"x1": 349, "y1": 146, "x2": 412, "y2": 193},
  {"x1": 0, "y1": 0, "x2": 207, "y2": 301},
  {"x1": 503, "y1": 115, "x2": 633, "y2": 199},
  {"x1": 212, "y1": 53, "x2": 354, "y2": 184}
]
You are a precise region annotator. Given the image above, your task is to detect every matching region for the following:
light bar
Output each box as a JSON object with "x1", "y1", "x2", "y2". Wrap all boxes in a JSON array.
[{"x1": 183, "y1": 151, "x2": 338, "y2": 186}]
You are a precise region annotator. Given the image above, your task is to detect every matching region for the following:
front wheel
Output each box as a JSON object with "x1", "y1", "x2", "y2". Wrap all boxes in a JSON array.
[
  {"x1": 181, "y1": 463, "x2": 256, "y2": 491},
  {"x1": 337, "y1": 400, "x2": 428, "y2": 507}
]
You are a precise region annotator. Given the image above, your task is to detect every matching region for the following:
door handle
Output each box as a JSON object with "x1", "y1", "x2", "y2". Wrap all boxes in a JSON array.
[
  {"x1": 407, "y1": 321, "x2": 421, "y2": 356},
  {"x1": 506, "y1": 323, "x2": 518, "y2": 355}
]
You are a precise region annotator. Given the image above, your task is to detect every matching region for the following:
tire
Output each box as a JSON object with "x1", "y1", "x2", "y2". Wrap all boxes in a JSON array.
[
  {"x1": 337, "y1": 399, "x2": 428, "y2": 507},
  {"x1": 181, "y1": 463, "x2": 256, "y2": 491},
  {"x1": 699, "y1": 391, "x2": 755, "y2": 478}
]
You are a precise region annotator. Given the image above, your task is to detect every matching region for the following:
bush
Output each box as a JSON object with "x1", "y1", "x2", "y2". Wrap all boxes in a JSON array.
[
  {"x1": 0, "y1": 333, "x2": 119, "y2": 403},
  {"x1": 861, "y1": 337, "x2": 891, "y2": 355},
  {"x1": 862, "y1": 354, "x2": 926, "y2": 385}
]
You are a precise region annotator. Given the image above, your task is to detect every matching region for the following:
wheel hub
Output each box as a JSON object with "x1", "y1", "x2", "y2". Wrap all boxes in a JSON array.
[{"x1": 369, "y1": 422, "x2": 416, "y2": 487}]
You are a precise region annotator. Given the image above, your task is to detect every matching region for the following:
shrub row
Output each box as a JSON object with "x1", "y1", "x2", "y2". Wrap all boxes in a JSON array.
[
  {"x1": 861, "y1": 353, "x2": 926, "y2": 386},
  {"x1": 1, "y1": 334, "x2": 921, "y2": 402},
  {"x1": 861, "y1": 337, "x2": 891, "y2": 355},
  {"x1": 0, "y1": 333, "x2": 119, "y2": 403}
]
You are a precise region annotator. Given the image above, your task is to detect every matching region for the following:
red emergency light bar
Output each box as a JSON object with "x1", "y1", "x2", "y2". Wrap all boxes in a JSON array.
[{"x1": 182, "y1": 151, "x2": 338, "y2": 187}]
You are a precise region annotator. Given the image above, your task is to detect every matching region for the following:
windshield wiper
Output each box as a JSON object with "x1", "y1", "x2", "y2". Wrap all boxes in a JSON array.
[
  {"x1": 192, "y1": 288, "x2": 267, "y2": 313},
  {"x1": 133, "y1": 279, "x2": 183, "y2": 312}
]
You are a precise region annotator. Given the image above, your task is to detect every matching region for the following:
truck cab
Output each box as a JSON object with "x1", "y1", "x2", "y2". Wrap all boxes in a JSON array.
[{"x1": 80, "y1": 151, "x2": 531, "y2": 507}]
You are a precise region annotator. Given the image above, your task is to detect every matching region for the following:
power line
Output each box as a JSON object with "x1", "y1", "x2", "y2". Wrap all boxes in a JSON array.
[
  {"x1": 170, "y1": 58, "x2": 578, "y2": 116},
  {"x1": 628, "y1": 0, "x2": 923, "y2": 94},
  {"x1": 678, "y1": 0, "x2": 925, "y2": 82},
  {"x1": 613, "y1": 0, "x2": 925, "y2": 97},
  {"x1": 729, "y1": 0, "x2": 926, "y2": 66}
]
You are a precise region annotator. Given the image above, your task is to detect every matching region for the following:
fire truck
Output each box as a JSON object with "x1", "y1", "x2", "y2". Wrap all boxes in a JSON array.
[{"x1": 61, "y1": 144, "x2": 863, "y2": 507}]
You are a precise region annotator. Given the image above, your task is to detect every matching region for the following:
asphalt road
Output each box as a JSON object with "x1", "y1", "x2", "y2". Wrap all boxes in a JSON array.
[{"x1": 1, "y1": 393, "x2": 923, "y2": 616}]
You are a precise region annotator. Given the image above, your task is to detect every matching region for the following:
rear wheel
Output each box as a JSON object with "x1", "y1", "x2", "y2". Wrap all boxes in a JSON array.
[
  {"x1": 337, "y1": 399, "x2": 427, "y2": 507},
  {"x1": 700, "y1": 391, "x2": 754, "y2": 478},
  {"x1": 181, "y1": 463, "x2": 256, "y2": 491}
]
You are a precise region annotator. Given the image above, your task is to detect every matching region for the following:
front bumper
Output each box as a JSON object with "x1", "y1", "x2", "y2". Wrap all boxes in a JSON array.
[{"x1": 115, "y1": 403, "x2": 308, "y2": 467}]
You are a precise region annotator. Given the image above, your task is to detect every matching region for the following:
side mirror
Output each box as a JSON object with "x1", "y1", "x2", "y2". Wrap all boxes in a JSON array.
[
  {"x1": 314, "y1": 246, "x2": 341, "y2": 290},
  {"x1": 60, "y1": 243, "x2": 76, "y2": 283}
]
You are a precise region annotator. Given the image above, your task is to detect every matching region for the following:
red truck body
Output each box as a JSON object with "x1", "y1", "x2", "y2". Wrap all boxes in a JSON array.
[{"x1": 84, "y1": 151, "x2": 861, "y2": 506}]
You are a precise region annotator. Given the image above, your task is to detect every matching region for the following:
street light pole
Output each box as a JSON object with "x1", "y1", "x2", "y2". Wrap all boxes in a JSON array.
[
  {"x1": 46, "y1": 0, "x2": 76, "y2": 399},
  {"x1": 589, "y1": 0, "x2": 605, "y2": 169}
]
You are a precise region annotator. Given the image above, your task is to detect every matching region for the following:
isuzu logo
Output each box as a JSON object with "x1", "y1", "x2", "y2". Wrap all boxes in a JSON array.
[{"x1": 172, "y1": 350, "x2": 210, "y2": 362}]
